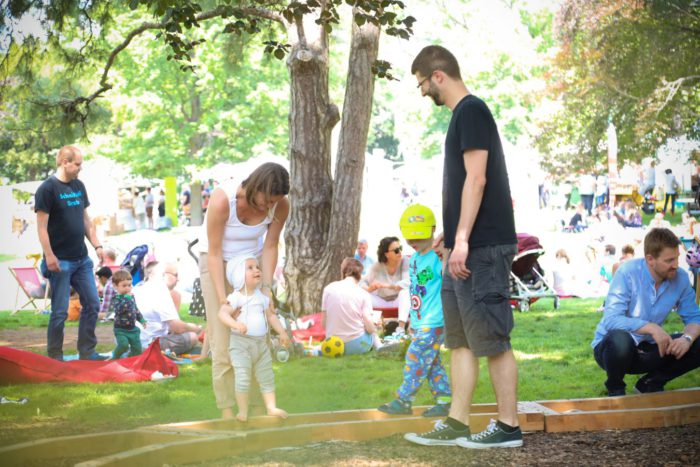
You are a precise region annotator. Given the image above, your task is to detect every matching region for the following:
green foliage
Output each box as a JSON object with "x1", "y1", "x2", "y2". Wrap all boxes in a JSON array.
[
  {"x1": 538, "y1": 0, "x2": 700, "y2": 170},
  {"x1": 367, "y1": 95, "x2": 401, "y2": 161},
  {"x1": 101, "y1": 14, "x2": 289, "y2": 177},
  {"x1": 0, "y1": 0, "x2": 415, "y2": 178},
  {"x1": 1, "y1": 298, "x2": 698, "y2": 448}
]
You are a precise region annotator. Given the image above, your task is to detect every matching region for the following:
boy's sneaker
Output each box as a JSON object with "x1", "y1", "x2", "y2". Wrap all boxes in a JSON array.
[
  {"x1": 378, "y1": 398, "x2": 412, "y2": 415},
  {"x1": 457, "y1": 419, "x2": 523, "y2": 449},
  {"x1": 404, "y1": 419, "x2": 470, "y2": 446},
  {"x1": 422, "y1": 402, "x2": 450, "y2": 418}
]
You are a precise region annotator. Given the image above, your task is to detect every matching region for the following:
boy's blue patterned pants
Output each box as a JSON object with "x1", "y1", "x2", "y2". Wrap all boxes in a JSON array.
[{"x1": 397, "y1": 327, "x2": 451, "y2": 402}]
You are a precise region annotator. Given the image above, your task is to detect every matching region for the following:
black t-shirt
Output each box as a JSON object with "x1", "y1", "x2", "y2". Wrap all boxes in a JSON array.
[
  {"x1": 443, "y1": 95, "x2": 516, "y2": 249},
  {"x1": 34, "y1": 176, "x2": 90, "y2": 260}
]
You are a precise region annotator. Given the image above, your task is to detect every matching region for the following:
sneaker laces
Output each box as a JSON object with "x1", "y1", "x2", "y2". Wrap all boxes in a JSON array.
[
  {"x1": 427, "y1": 419, "x2": 448, "y2": 434},
  {"x1": 471, "y1": 419, "x2": 498, "y2": 441}
]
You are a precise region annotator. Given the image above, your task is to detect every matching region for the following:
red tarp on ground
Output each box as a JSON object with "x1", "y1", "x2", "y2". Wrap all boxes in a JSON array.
[
  {"x1": 291, "y1": 312, "x2": 326, "y2": 343},
  {"x1": 0, "y1": 339, "x2": 178, "y2": 385}
]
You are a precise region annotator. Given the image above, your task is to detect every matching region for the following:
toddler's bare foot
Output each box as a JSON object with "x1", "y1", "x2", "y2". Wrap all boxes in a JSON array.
[
  {"x1": 267, "y1": 407, "x2": 288, "y2": 419},
  {"x1": 236, "y1": 412, "x2": 248, "y2": 422},
  {"x1": 221, "y1": 407, "x2": 234, "y2": 420}
]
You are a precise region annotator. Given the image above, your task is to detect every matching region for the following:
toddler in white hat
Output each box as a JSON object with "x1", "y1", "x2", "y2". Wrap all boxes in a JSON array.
[{"x1": 218, "y1": 255, "x2": 290, "y2": 422}]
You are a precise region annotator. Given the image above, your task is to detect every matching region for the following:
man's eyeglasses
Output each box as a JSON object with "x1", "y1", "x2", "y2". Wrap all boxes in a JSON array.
[
  {"x1": 391, "y1": 246, "x2": 403, "y2": 254},
  {"x1": 416, "y1": 71, "x2": 434, "y2": 89}
]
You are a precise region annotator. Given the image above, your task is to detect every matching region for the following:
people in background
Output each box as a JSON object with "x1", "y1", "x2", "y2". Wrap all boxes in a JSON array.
[
  {"x1": 663, "y1": 168, "x2": 680, "y2": 216},
  {"x1": 145, "y1": 187, "x2": 155, "y2": 230},
  {"x1": 111, "y1": 269, "x2": 147, "y2": 359},
  {"x1": 95, "y1": 266, "x2": 112, "y2": 300},
  {"x1": 35, "y1": 145, "x2": 107, "y2": 361},
  {"x1": 360, "y1": 236, "x2": 410, "y2": 324},
  {"x1": 354, "y1": 238, "x2": 376, "y2": 277},
  {"x1": 323, "y1": 258, "x2": 381, "y2": 355},
  {"x1": 134, "y1": 262, "x2": 202, "y2": 355}
]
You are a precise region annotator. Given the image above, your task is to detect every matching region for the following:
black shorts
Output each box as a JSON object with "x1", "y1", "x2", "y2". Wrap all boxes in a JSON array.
[{"x1": 442, "y1": 244, "x2": 517, "y2": 357}]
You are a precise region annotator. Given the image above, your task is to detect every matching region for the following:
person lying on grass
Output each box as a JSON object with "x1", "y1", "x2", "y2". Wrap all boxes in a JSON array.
[{"x1": 219, "y1": 255, "x2": 290, "y2": 422}]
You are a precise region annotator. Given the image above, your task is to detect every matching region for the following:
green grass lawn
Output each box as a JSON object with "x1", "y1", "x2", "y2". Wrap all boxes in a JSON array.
[{"x1": 0, "y1": 297, "x2": 698, "y2": 448}]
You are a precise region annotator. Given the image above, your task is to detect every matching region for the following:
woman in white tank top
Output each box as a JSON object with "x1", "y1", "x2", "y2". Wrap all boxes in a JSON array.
[{"x1": 198, "y1": 163, "x2": 290, "y2": 419}]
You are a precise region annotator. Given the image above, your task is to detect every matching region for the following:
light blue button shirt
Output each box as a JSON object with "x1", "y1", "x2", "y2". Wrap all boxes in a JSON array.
[
  {"x1": 354, "y1": 253, "x2": 376, "y2": 276},
  {"x1": 592, "y1": 257, "x2": 700, "y2": 348}
]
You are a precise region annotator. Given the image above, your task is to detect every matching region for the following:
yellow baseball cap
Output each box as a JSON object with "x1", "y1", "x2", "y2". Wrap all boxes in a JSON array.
[{"x1": 399, "y1": 204, "x2": 436, "y2": 240}]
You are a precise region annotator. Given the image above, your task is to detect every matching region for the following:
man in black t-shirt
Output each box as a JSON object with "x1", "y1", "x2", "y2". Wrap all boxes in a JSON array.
[
  {"x1": 403, "y1": 46, "x2": 521, "y2": 449},
  {"x1": 35, "y1": 145, "x2": 107, "y2": 361}
]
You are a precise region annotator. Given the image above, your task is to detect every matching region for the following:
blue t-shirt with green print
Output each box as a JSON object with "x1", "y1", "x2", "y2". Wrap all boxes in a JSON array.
[{"x1": 408, "y1": 250, "x2": 444, "y2": 330}]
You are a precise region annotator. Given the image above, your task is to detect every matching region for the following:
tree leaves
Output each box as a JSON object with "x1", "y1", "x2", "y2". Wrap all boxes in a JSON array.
[{"x1": 540, "y1": 0, "x2": 700, "y2": 168}]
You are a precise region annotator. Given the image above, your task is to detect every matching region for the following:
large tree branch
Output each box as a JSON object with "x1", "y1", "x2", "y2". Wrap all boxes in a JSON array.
[
  {"x1": 601, "y1": 78, "x2": 642, "y2": 101},
  {"x1": 654, "y1": 75, "x2": 700, "y2": 115},
  {"x1": 61, "y1": 5, "x2": 284, "y2": 125}
]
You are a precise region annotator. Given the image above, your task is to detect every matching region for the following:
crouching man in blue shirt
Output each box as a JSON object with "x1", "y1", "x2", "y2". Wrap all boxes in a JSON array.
[{"x1": 592, "y1": 228, "x2": 700, "y2": 397}]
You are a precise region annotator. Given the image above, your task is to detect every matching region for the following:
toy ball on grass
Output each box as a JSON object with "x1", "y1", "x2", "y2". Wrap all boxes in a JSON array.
[{"x1": 321, "y1": 335, "x2": 344, "y2": 358}]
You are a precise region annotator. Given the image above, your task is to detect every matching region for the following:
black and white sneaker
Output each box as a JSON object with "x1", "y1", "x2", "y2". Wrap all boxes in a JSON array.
[
  {"x1": 457, "y1": 419, "x2": 522, "y2": 449},
  {"x1": 404, "y1": 420, "x2": 470, "y2": 446}
]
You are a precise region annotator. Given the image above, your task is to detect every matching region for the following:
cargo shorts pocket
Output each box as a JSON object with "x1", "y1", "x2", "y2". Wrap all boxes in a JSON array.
[{"x1": 470, "y1": 246, "x2": 515, "y2": 340}]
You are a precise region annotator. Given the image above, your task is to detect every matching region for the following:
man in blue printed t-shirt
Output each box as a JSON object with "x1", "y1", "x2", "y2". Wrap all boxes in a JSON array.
[
  {"x1": 592, "y1": 228, "x2": 700, "y2": 396},
  {"x1": 35, "y1": 145, "x2": 107, "y2": 361}
]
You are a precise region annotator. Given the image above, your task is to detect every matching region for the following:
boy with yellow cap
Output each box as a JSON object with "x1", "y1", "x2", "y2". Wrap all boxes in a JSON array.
[{"x1": 378, "y1": 204, "x2": 452, "y2": 417}]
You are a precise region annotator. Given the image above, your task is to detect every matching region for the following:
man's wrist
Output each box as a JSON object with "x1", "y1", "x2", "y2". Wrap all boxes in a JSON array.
[
  {"x1": 682, "y1": 334, "x2": 693, "y2": 344},
  {"x1": 94, "y1": 245, "x2": 103, "y2": 251}
]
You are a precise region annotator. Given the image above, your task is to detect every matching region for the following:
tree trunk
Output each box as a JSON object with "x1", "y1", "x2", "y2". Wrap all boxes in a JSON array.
[{"x1": 284, "y1": 16, "x2": 380, "y2": 316}]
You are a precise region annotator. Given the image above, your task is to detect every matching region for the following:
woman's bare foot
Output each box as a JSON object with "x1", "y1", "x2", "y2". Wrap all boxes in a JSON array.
[
  {"x1": 267, "y1": 407, "x2": 288, "y2": 419},
  {"x1": 221, "y1": 407, "x2": 234, "y2": 420},
  {"x1": 236, "y1": 412, "x2": 248, "y2": 422}
]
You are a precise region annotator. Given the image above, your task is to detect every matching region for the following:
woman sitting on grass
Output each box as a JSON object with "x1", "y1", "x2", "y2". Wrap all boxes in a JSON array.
[{"x1": 322, "y1": 258, "x2": 381, "y2": 355}]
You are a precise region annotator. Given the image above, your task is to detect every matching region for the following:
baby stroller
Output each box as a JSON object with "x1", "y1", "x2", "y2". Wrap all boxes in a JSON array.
[
  {"x1": 120, "y1": 244, "x2": 150, "y2": 285},
  {"x1": 187, "y1": 238, "x2": 206, "y2": 317},
  {"x1": 509, "y1": 233, "x2": 560, "y2": 312}
]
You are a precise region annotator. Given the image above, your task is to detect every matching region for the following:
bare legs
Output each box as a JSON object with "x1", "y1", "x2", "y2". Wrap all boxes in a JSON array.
[
  {"x1": 448, "y1": 347, "x2": 479, "y2": 425},
  {"x1": 487, "y1": 349, "x2": 519, "y2": 426},
  {"x1": 448, "y1": 346, "x2": 519, "y2": 427},
  {"x1": 262, "y1": 391, "x2": 288, "y2": 418},
  {"x1": 235, "y1": 391, "x2": 287, "y2": 422}
]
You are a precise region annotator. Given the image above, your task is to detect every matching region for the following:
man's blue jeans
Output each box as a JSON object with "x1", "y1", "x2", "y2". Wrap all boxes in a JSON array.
[{"x1": 41, "y1": 256, "x2": 100, "y2": 359}]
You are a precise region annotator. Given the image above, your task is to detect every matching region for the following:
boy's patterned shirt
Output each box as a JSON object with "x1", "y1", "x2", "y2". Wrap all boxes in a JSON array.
[{"x1": 113, "y1": 294, "x2": 146, "y2": 330}]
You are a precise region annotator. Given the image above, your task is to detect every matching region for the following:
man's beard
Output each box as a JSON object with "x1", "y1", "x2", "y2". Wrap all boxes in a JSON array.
[
  {"x1": 429, "y1": 90, "x2": 444, "y2": 106},
  {"x1": 427, "y1": 82, "x2": 444, "y2": 106}
]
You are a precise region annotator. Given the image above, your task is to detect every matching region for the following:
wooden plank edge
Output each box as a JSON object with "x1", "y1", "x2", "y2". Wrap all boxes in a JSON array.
[
  {"x1": 76, "y1": 414, "x2": 544, "y2": 467},
  {"x1": 0, "y1": 429, "x2": 200, "y2": 466},
  {"x1": 544, "y1": 402, "x2": 700, "y2": 432},
  {"x1": 146, "y1": 401, "x2": 542, "y2": 433},
  {"x1": 538, "y1": 387, "x2": 700, "y2": 413}
]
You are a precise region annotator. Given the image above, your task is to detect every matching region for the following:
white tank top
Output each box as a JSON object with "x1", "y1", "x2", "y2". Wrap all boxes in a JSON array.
[{"x1": 198, "y1": 179, "x2": 277, "y2": 261}]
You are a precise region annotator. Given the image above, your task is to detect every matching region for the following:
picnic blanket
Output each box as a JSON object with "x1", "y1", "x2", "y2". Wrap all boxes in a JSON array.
[
  {"x1": 291, "y1": 312, "x2": 326, "y2": 343},
  {"x1": 0, "y1": 339, "x2": 178, "y2": 385}
]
